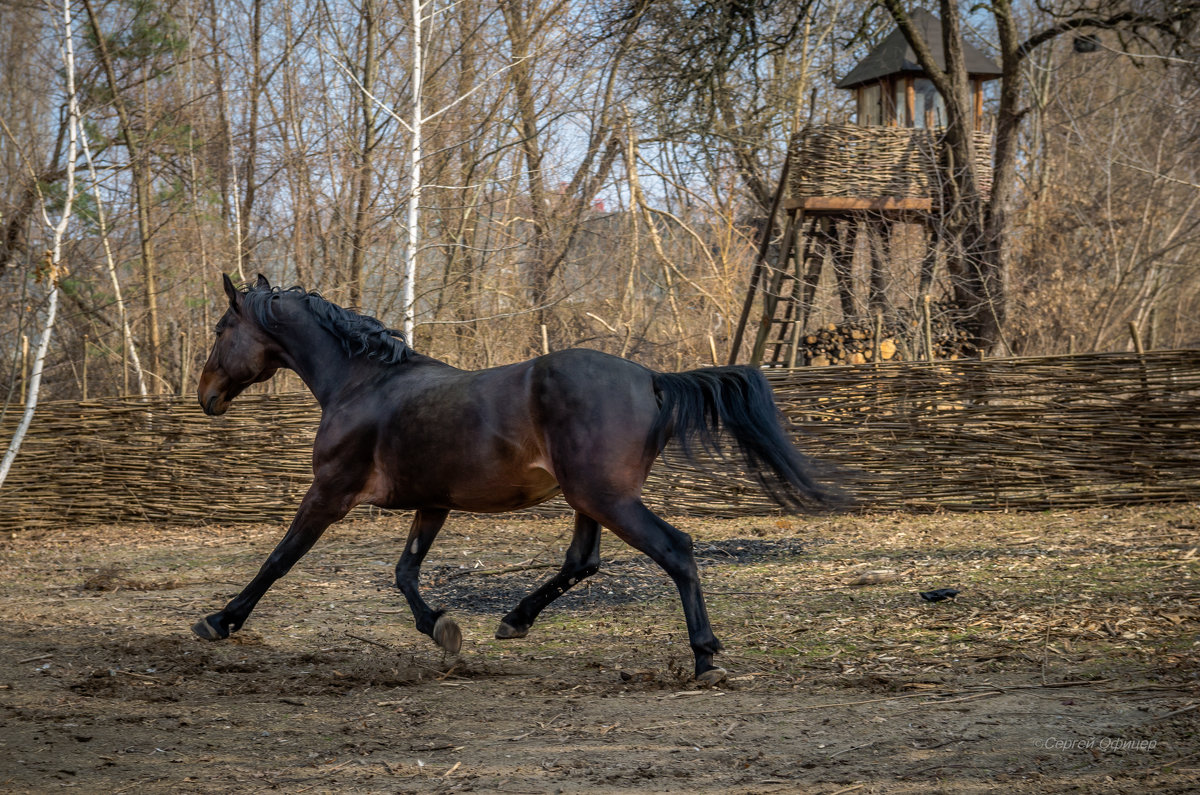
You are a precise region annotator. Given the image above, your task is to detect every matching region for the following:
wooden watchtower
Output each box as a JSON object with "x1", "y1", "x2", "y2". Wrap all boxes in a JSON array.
[{"x1": 729, "y1": 9, "x2": 1001, "y2": 367}]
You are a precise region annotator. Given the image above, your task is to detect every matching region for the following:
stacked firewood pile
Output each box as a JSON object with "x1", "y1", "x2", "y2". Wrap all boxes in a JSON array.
[
  {"x1": 800, "y1": 302, "x2": 981, "y2": 366},
  {"x1": 800, "y1": 323, "x2": 902, "y2": 366},
  {"x1": 919, "y1": 299, "x2": 984, "y2": 360},
  {"x1": 926, "y1": 328, "x2": 982, "y2": 361}
]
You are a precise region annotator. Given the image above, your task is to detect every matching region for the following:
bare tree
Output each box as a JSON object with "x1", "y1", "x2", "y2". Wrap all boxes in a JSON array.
[
  {"x1": 78, "y1": 112, "x2": 148, "y2": 395},
  {"x1": 500, "y1": 0, "x2": 632, "y2": 347},
  {"x1": 620, "y1": 0, "x2": 856, "y2": 214},
  {"x1": 81, "y1": 0, "x2": 171, "y2": 386},
  {"x1": 1009, "y1": 38, "x2": 1200, "y2": 353},
  {"x1": 877, "y1": 0, "x2": 1199, "y2": 352}
]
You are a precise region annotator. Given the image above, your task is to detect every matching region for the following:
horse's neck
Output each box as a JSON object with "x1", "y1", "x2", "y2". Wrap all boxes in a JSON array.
[{"x1": 274, "y1": 322, "x2": 365, "y2": 407}]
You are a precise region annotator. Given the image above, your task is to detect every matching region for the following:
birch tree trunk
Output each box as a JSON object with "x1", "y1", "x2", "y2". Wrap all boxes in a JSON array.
[
  {"x1": 0, "y1": 0, "x2": 79, "y2": 488},
  {"x1": 402, "y1": 0, "x2": 424, "y2": 342}
]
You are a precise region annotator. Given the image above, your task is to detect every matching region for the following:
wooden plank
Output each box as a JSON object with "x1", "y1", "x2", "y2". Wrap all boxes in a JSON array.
[
  {"x1": 728, "y1": 158, "x2": 790, "y2": 364},
  {"x1": 974, "y1": 79, "x2": 984, "y2": 131},
  {"x1": 905, "y1": 77, "x2": 915, "y2": 128}
]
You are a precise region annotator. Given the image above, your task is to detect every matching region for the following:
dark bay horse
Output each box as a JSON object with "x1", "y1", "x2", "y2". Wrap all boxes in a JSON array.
[{"x1": 194, "y1": 274, "x2": 838, "y2": 682}]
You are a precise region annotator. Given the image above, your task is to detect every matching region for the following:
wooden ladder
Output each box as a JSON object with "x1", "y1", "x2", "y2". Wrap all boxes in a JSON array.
[{"x1": 729, "y1": 160, "x2": 843, "y2": 367}]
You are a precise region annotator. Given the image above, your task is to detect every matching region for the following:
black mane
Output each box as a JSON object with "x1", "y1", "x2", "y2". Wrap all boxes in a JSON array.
[{"x1": 242, "y1": 284, "x2": 410, "y2": 365}]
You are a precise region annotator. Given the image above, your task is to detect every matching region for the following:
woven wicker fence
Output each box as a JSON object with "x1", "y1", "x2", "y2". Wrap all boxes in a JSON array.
[
  {"x1": 1, "y1": 351, "x2": 1197, "y2": 530},
  {"x1": 787, "y1": 124, "x2": 994, "y2": 202}
]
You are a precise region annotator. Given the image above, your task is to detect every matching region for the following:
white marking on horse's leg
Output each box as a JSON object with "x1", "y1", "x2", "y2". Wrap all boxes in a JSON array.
[{"x1": 410, "y1": 538, "x2": 420, "y2": 555}]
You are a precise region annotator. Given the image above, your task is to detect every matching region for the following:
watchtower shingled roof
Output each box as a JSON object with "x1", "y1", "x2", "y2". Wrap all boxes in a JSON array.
[{"x1": 835, "y1": 8, "x2": 1001, "y2": 90}]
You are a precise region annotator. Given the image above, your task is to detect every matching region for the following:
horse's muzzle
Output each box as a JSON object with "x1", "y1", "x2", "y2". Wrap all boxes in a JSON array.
[
  {"x1": 201, "y1": 392, "x2": 227, "y2": 416},
  {"x1": 198, "y1": 367, "x2": 229, "y2": 416}
]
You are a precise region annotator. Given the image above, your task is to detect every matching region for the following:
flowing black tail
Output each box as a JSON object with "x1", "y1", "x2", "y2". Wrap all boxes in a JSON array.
[{"x1": 650, "y1": 366, "x2": 844, "y2": 511}]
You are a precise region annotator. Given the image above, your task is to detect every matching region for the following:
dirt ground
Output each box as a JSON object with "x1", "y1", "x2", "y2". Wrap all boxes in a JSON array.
[{"x1": 1, "y1": 504, "x2": 1197, "y2": 793}]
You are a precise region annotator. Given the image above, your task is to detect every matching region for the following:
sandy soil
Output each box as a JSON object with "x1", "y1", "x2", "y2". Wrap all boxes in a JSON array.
[{"x1": 1, "y1": 505, "x2": 1197, "y2": 793}]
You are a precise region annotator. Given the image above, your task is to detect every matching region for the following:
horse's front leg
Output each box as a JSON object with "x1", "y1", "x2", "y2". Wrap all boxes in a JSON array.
[
  {"x1": 193, "y1": 484, "x2": 351, "y2": 640},
  {"x1": 394, "y1": 509, "x2": 460, "y2": 653}
]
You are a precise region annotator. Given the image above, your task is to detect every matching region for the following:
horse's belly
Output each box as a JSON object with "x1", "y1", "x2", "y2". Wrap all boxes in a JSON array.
[
  {"x1": 449, "y1": 467, "x2": 562, "y2": 513},
  {"x1": 370, "y1": 462, "x2": 561, "y2": 513}
]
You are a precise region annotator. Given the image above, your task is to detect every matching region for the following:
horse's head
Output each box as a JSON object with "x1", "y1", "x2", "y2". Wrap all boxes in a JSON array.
[{"x1": 198, "y1": 273, "x2": 281, "y2": 416}]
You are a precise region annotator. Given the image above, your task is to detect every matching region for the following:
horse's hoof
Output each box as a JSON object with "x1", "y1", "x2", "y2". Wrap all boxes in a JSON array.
[
  {"x1": 192, "y1": 615, "x2": 227, "y2": 641},
  {"x1": 494, "y1": 621, "x2": 528, "y2": 640},
  {"x1": 696, "y1": 666, "x2": 727, "y2": 686},
  {"x1": 433, "y1": 615, "x2": 462, "y2": 654}
]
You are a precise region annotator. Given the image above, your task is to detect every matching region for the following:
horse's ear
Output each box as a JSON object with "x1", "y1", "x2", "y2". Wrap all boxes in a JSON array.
[
  {"x1": 255, "y1": 273, "x2": 270, "y2": 290},
  {"x1": 222, "y1": 273, "x2": 240, "y2": 309}
]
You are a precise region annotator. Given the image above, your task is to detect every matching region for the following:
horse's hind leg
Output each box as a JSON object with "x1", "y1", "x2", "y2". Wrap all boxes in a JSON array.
[
  {"x1": 579, "y1": 498, "x2": 725, "y2": 683},
  {"x1": 394, "y1": 509, "x2": 461, "y2": 653},
  {"x1": 496, "y1": 512, "x2": 601, "y2": 640}
]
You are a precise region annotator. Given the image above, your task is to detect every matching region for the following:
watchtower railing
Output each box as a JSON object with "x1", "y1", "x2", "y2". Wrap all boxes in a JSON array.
[{"x1": 787, "y1": 125, "x2": 993, "y2": 211}]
